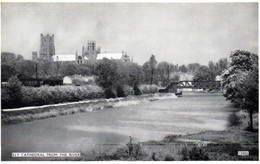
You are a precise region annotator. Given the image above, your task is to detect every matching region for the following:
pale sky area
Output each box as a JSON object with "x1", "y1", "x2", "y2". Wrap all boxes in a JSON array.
[{"x1": 1, "y1": 3, "x2": 258, "y2": 65}]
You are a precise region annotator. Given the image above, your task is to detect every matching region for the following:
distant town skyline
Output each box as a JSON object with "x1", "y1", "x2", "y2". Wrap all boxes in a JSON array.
[{"x1": 1, "y1": 3, "x2": 258, "y2": 65}]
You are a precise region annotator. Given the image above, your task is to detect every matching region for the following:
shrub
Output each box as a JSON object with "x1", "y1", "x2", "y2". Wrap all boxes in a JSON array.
[
  {"x1": 1, "y1": 88, "x2": 11, "y2": 109},
  {"x1": 139, "y1": 84, "x2": 158, "y2": 94},
  {"x1": 163, "y1": 134, "x2": 182, "y2": 143},
  {"x1": 117, "y1": 86, "x2": 126, "y2": 97},
  {"x1": 1, "y1": 76, "x2": 23, "y2": 109},
  {"x1": 228, "y1": 113, "x2": 241, "y2": 127},
  {"x1": 17, "y1": 85, "x2": 105, "y2": 108},
  {"x1": 164, "y1": 155, "x2": 175, "y2": 161},
  {"x1": 94, "y1": 136, "x2": 147, "y2": 161},
  {"x1": 133, "y1": 84, "x2": 142, "y2": 95},
  {"x1": 181, "y1": 146, "x2": 209, "y2": 161},
  {"x1": 71, "y1": 75, "x2": 95, "y2": 86},
  {"x1": 181, "y1": 146, "x2": 189, "y2": 160},
  {"x1": 122, "y1": 85, "x2": 134, "y2": 97},
  {"x1": 104, "y1": 88, "x2": 117, "y2": 99}
]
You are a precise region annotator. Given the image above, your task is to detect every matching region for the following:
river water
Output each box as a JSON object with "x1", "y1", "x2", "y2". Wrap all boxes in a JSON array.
[{"x1": 1, "y1": 92, "x2": 237, "y2": 160}]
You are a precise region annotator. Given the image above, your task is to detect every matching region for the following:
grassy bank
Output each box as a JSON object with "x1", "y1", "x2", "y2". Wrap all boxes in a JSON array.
[
  {"x1": 1, "y1": 93, "x2": 176, "y2": 125},
  {"x1": 9, "y1": 108, "x2": 258, "y2": 161},
  {"x1": 86, "y1": 110, "x2": 258, "y2": 161}
]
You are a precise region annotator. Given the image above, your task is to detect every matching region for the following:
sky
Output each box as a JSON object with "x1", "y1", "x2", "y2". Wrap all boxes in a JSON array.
[{"x1": 1, "y1": 3, "x2": 258, "y2": 65}]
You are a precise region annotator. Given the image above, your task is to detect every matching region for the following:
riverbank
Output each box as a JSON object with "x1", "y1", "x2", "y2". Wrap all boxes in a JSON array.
[
  {"x1": 15, "y1": 112, "x2": 258, "y2": 161},
  {"x1": 78, "y1": 111, "x2": 259, "y2": 161},
  {"x1": 2, "y1": 92, "x2": 258, "y2": 161},
  {"x1": 1, "y1": 93, "x2": 177, "y2": 125}
]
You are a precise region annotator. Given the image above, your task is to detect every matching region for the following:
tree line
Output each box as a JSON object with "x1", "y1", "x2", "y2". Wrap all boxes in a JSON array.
[{"x1": 1, "y1": 52, "x2": 228, "y2": 88}]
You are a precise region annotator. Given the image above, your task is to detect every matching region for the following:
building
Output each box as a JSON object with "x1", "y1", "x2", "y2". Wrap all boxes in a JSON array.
[
  {"x1": 32, "y1": 34, "x2": 55, "y2": 61},
  {"x1": 32, "y1": 35, "x2": 131, "y2": 63},
  {"x1": 53, "y1": 51, "x2": 85, "y2": 64},
  {"x1": 80, "y1": 41, "x2": 101, "y2": 63},
  {"x1": 96, "y1": 51, "x2": 131, "y2": 62},
  {"x1": 39, "y1": 34, "x2": 55, "y2": 60},
  {"x1": 53, "y1": 53, "x2": 76, "y2": 62},
  {"x1": 32, "y1": 51, "x2": 38, "y2": 61}
]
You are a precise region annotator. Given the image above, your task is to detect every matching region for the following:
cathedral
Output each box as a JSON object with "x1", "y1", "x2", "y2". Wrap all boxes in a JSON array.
[
  {"x1": 33, "y1": 34, "x2": 131, "y2": 63},
  {"x1": 76, "y1": 41, "x2": 101, "y2": 63}
]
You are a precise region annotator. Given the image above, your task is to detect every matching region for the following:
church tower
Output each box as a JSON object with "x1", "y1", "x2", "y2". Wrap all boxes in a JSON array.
[
  {"x1": 39, "y1": 34, "x2": 55, "y2": 60},
  {"x1": 82, "y1": 41, "x2": 100, "y2": 62}
]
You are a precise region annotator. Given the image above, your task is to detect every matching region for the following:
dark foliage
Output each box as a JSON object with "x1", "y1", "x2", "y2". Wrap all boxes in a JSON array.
[
  {"x1": 117, "y1": 86, "x2": 126, "y2": 97},
  {"x1": 164, "y1": 155, "x2": 175, "y2": 161},
  {"x1": 133, "y1": 84, "x2": 142, "y2": 95},
  {"x1": 1, "y1": 76, "x2": 23, "y2": 108},
  {"x1": 189, "y1": 146, "x2": 209, "y2": 160},
  {"x1": 222, "y1": 50, "x2": 258, "y2": 131},
  {"x1": 181, "y1": 146, "x2": 209, "y2": 161},
  {"x1": 104, "y1": 88, "x2": 116, "y2": 99},
  {"x1": 228, "y1": 113, "x2": 241, "y2": 127}
]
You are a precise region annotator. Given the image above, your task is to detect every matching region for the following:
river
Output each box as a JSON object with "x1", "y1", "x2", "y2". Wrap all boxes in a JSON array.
[{"x1": 1, "y1": 92, "x2": 237, "y2": 160}]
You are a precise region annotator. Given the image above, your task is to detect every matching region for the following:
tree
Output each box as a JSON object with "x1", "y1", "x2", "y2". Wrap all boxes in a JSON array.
[
  {"x1": 124, "y1": 62, "x2": 144, "y2": 86},
  {"x1": 157, "y1": 62, "x2": 177, "y2": 87},
  {"x1": 142, "y1": 55, "x2": 157, "y2": 85},
  {"x1": 1, "y1": 52, "x2": 25, "y2": 80},
  {"x1": 221, "y1": 50, "x2": 258, "y2": 131},
  {"x1": 94, "y1": 58, "x2": 119, "y2": 89},
  {"x1": 1, "y1": 64, "x2": 18, "y2": 81},
  {"x1": 1, "y1": 52, "x2": 24, "y2": 66},
  {"x1": 148, "y1": 55, "x2": 157, "y2": 85},
  {"x1": 179, "y1": 64, "x2": 188, "y2": 73},
  {"x1": 216, "y1": 58, "x2": 228, "y2": 74},
  {"x1": 60, "y1": 62, "x2": 80, "y2": 76},
  {"x1": 229, "y1": 50, "x2": 256, "y2": 71},
  {"x1": 188, "y1": 63, "x2": 200, "y2": 73},
  {"x1": 78, "y1": 65, "x2": 91, "y2": 76},
  {"x1": 142, "y1": 61, "x2": 151, "y2": 84},
  {"x1": 193, "y1": 66, "x2": 214, "y2": 82},
  {"x1": 15, "y1": 60, "x2": 37, "y2": 78},
  {"x1": 3, "y1": 76, "x2": 23, "y2": 108},
  {"x1": 208, "y1": 61, "x2": 218, "y2": 80}
]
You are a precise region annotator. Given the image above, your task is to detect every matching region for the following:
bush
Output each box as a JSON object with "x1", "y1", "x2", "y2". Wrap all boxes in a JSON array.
[
  {"x1": 163, "y1": 134, "x2": 182, "y2": 143},
  {"x1": 1, "y1": 76, "x2": 23, "y2": 109},
  {"x1": 139, "y1": 84, "x2": 158, "y2": 94},
  {"x1": 116, "y1": 85, "x2": 134, "y2": 97},
  {"x1": 189, "y1": 146, "x2": 209, "y2": 160},
  {"x1": 228, "y1": 113, "x2": 241, "y2": 127},
  {"x1": 2, "y1": 84, "x2": 105, "y2": 109},
  {"x1": 164, "y1": 155, "x2": 175, "y2": 161},
  {"x1": 94, "y1": 136, "x2": 147, "y2": 161},
  {"x1": 133, "y1": 84, "x2": 142, "y2": 95},
  {"x1": 1, "y1": 88, "x2": 11, "y2": 109},
  {"x1": 181, "y1": 146, "x2": 209, "y2": 161},
  {"x1": 117, "y1": 86, "x2": 125, "y2": 97},
  {"x1": 122, "y1": 85, "x2": 134, "y2": 97},
  {"x1": 71, "y1": 75, "x2": 95, "y2": 86},
  {"x1": 181, "y1": 146, "x2": 189, "y2": 160},
  {"x1": 104, "y1": 88, "x2": 117, "y2": 99}
]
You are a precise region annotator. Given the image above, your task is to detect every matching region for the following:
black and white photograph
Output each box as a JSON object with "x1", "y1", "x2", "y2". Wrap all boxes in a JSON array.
[{"x1": 1, "y1": 1, "x2": 259, "y2": 161}]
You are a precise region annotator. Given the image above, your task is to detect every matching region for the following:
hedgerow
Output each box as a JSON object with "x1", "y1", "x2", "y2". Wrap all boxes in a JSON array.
[
  {"x1": 139, "y1": 84, "x2": 158, "y2": 94},
  {"x1": 2, "y1": 81, "x2": 160, "y2": 109},
  {"x1": 2, "y1": 85, "x2": 105, "y2": 109}
]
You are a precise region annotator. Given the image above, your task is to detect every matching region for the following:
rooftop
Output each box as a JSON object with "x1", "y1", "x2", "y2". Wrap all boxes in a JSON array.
[{"x1": 53, "y1": 54, "x2": 75, "y2": 61}]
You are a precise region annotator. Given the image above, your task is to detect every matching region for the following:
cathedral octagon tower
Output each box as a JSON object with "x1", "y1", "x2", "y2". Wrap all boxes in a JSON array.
[{"x1": 82, "y1": 41, "x2": 100, "y2": 63}]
